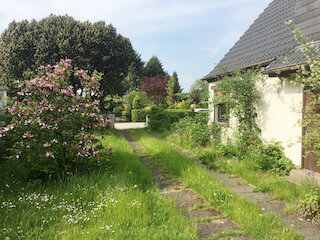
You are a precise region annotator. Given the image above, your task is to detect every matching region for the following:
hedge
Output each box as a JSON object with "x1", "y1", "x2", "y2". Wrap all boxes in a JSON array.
[
  {"x1": 132, "y1": 109, "x2": 193, "y2": 122},
  {"x1": 132, "y1": 109, "x2": 150, "y2": 122}
]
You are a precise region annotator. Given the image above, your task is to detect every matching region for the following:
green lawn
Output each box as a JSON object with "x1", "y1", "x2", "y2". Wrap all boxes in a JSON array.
[
  {"x1": 149, "y1": 128, "x2": 313, "y2": 213},
  {"x1": 131, "y1": 129, "x2": 303, "y2": 240},
  {"x1": 0, "y1": 130, "x2": 197, "y2": 240}
]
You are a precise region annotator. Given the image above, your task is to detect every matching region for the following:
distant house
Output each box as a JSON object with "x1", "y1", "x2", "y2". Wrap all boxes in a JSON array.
[{"x1": 203, "y1": 0, "x2": 320, "y2": 172}]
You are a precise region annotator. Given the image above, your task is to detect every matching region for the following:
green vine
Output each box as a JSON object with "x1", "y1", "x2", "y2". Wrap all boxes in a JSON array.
[
  {"x1": 213, "y1": 69, "x2": 263, "y2": 150},
  {"x1": 291, "y1": 28, "x2": 320, "y2": 160}
]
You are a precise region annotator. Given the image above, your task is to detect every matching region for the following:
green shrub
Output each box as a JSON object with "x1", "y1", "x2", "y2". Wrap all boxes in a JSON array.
[
  {"x1": 300, "y1": 186, "x2": 320, "y2": 223},
  {"x1": 252, "y1": 142, "x2": 294, "y2": 176},
  {"x1": 132, "y1": 109, "x2": 150, "y2": 122},
  {"x1": 171, "y1": 113, "x2": 220, "y2": 147},
  {"x1": 148, "y1": 107, "x2": 191, "y2": 130},
  {"x1": 0, "y1": 113, "x2": 13, "y2": 162}
]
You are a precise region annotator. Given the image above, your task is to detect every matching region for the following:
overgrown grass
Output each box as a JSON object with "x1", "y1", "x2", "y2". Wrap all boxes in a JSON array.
[
  {"x1": 149, "y1": 129, "x2": 313, "y2": 213},
  {"x1": 131, "y1": 129, "x2": 303, "y2": 239},
  {"x1": 0, "y1": 130, "x2": 197, "y2": 240}
]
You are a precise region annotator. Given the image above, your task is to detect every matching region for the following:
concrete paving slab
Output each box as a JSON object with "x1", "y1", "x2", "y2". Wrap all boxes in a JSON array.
[
  {"x1": 186, "y1": 208, "x2": 222, "y2": 219},
  {"x1": 197, "y1": 219, "x2": 240, "y2": 238},
  {"x1": 162, "y1": 189, "x2": 205, "y2": 209},
  {"x1": 229, "y1": 184, "x2": 255, "y2": 193}
]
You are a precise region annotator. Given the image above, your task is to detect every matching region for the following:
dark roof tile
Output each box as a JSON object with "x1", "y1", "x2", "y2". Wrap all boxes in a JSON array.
[{"x1": 203, "y1": 0, "x2": 297, "y2": 80}]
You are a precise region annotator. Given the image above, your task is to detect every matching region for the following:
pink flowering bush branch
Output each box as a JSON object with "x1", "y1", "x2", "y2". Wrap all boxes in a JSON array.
[{"x1": 1, "y1": 60, "x2": 112, "y2": 178}]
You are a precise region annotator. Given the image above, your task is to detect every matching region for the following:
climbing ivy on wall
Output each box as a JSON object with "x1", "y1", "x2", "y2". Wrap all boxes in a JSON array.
[
  {"x1": 213, "y1": 69, "x2": 263, "y2": 150},
  {"x1": 291, "y1": 28, "x2": 320, "y2": 161}
]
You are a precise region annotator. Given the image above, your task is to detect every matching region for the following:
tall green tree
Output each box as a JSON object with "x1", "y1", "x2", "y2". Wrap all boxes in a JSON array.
[
  {"x1": 172, "y1": 71, "x2": 182, "y2": 94},
  {"x1": 190, "y1": 79, "x2": 209, "y2": 103},
  {"x1": 0, "y1": 15, "x2": 135, "y2": 110},
  {"x1": 123, "y1": 52, "x2": 145, "y2": 91},
  {"x1": 143, "y1": 56, "x2": 165, "y2": 77}
]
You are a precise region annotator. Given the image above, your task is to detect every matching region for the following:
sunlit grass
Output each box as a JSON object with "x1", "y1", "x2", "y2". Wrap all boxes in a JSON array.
[
  {"x1": 0, "y1": 130, "x2": 197, "y2": 240},
  {"x1": 131, "y1": 129, "x2": 303, "y2": 239},
  {"x1": 149, "y1": 129, "x2": 313, "y2": 213}
]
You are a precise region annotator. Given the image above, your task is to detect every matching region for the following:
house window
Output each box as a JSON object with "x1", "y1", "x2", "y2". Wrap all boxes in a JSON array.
[{"x1": 217, "y1": 104, "x2": 228, "y2": 122}]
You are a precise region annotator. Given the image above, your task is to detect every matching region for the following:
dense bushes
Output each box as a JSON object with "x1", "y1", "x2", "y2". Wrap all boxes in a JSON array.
[
  {"x1": 300, "y1": 186, "x2": 320, "y2": 223},
  {"x1": 171, "y1": 113, "x2": 220, "y2": 147},
  {"x1": 198, "y1": 139, "x2": 293, "y2": 176},
  {"x1": 132, "y1": 107, "x2": 191, "y2": 125},
  {"x1": 132, "y1": 109, "x2": 150, "y2": 122},
  {"x1": 0, "y1": 60, "x2": 112, "y2": 179},
  {"x1": 148, "y1": 107, "x2": 191, "y2": 129},
  {"x1": 252, "y1": 142, "x2": 294, "y2": 176},
  {"x1": 0, "y1": 114, "x2": 13, "y2": 162}
]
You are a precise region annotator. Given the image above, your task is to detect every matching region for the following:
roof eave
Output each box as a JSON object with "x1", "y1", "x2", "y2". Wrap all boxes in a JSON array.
[{"x1": 202, "y1": 59, "x2": 275, "y2": 82}]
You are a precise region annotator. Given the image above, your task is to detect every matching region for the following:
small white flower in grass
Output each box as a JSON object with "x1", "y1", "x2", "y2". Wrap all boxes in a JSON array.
[
  {"x1": 51, "y1": 139, "x2": 58, "y2": 144},
  {"x1": 43, "y1": 142, "x2": 51, "y2": 148}
]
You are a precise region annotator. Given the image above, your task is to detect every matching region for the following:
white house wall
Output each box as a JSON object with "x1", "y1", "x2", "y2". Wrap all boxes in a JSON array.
[
  {"x1": 256, "y1": 76, "x2": 303, "y2": 166},
  {"x1": 208, "y1": 76, "x2": 303, "y2": 166}
]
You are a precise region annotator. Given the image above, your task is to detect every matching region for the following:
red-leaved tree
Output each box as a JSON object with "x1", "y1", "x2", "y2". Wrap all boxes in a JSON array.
[{"x1": 140, "y1": 75, "x2": 169, "y2": 104}]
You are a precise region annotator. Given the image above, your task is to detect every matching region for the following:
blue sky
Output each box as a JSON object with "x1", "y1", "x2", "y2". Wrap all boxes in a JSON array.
[{"x1": 0, "y1": 0, "x2": 271, "y2": 92}]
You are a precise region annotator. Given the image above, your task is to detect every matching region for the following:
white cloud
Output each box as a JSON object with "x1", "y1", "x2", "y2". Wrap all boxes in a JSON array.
[{"x1": 0, "y1": 0, "x2": 270, "y2": 35}]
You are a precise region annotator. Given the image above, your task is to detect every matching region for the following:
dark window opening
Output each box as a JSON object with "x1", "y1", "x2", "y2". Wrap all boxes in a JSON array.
[{"x1": 217, "y1": 104, "x2": 228, "y2": 122}]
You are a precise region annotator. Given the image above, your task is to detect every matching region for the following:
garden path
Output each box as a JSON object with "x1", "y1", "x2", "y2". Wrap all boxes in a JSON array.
[
  {"x1": 143, "y1": 130, "x2": 320, "y2": 240},
  {"x1": 120, "y1": 129, "x2": 252, "y2": 239},
  {"x1": 114, "y1": 122, "x2": 146, "y2": 130}
]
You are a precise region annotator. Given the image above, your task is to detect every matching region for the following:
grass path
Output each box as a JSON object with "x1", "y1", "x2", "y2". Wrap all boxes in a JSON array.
[
  {"x1": 0, "y1": 130, "x2": 197, "y2": 240},
  {"x1": 130, "y1": 129, "x2": 304, "y2": 240}
]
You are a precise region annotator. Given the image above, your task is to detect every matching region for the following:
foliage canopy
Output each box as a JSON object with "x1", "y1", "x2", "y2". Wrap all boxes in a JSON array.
[{"x1": 0, "y1": 15, "x2": 136, "y2": 110}]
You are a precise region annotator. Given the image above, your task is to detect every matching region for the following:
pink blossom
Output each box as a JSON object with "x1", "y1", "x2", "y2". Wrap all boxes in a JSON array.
[
  {"x1": 45, "y1": 152, "x2": 54, "y2": 158},
  {"x1": 22, "y1": 132, "x2": 34, "y2": 138},
  {"x1": 63, "y1": 142, "x2": 67, "y2": 147},
  {"x1": 65, "y1": 59, "x2": 72, "y2": 64},
  {"x1": 54, "y1": 68, "x2": 62, "y2": 75},
  {"x1": 51, "y1": 139, "x2": 58, "y2": 144},
  {"x1": 0, "y1": 130, "x2": 7, "y2": 137},
  {"x1": 43, "y1": 142, "x2": 51, "y2": 148}
]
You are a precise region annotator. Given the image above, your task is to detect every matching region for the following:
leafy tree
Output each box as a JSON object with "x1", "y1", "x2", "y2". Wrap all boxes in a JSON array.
[
  {"x1": 190, "y1": 79, "x2": 209, "y2": 102},
  {"x1": 190, "y1": 90, "x2": 201, "y2": 104},
  {"x1": 123, "y1": 52, "x2": 145, "y2": 91},
  {"x1": 166, "y1": 76, "x2": 175, "y2": 107},
  {"x1": 143, "y1": 56, "x2": 165, "y2": 77},
  {"x1": 172, "y1": 71, "x2": 182, "y2": 94},
  {"x1": 140, "y1": 75, "x2": 169, "y2": 104},
  {"x1": 123, "y1": 91, "x2": 148, "y2": 117},
  {"x1": 166, "y1": 71, "x2": 182, "y2": 107},
  {"x1": 0, "y1": 15, "x2": 135, "y2": 110}
]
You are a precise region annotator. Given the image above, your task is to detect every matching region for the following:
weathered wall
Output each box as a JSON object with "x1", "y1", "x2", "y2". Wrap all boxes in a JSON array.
[{"x1": 208, "y1": 76, "x2": 304, "y2": 166}]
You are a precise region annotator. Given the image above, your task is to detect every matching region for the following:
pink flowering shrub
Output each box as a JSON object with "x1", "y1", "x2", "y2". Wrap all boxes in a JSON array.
[{"x1": 1, "y1": 60, "x2": 112, "y2": 178}]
